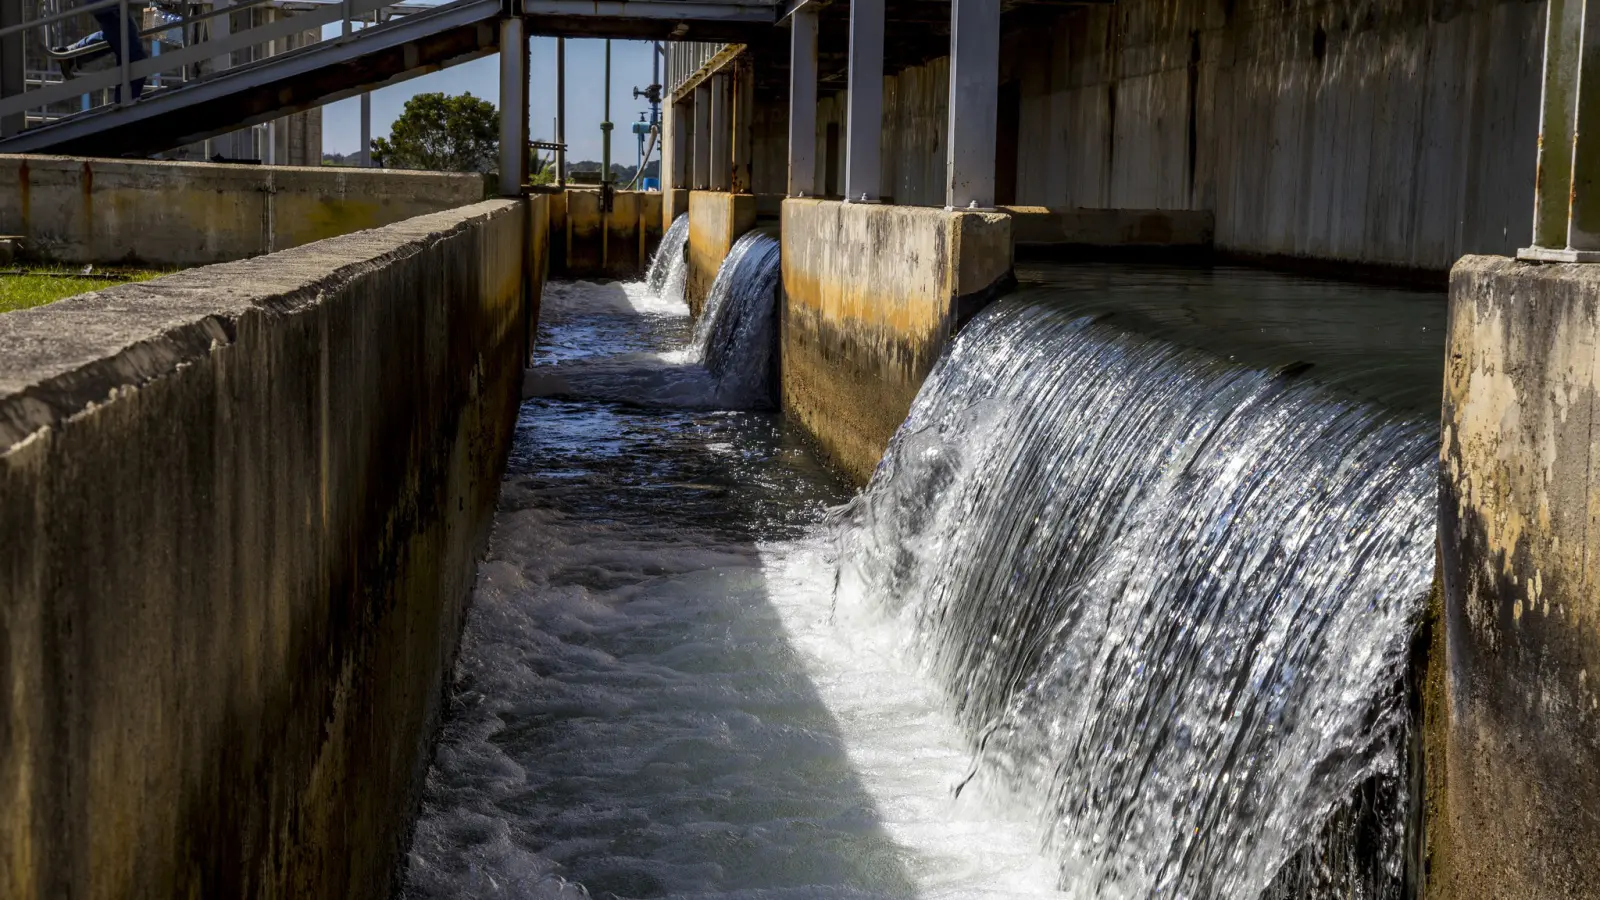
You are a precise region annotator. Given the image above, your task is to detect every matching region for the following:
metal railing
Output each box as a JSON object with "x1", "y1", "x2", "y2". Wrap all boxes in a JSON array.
[
  {"x1": 0, "y1": 0, "x2": 452, "y2": 130},
  {"x1": 665, "y1": 40, "x2": 726, "y2": 95}
]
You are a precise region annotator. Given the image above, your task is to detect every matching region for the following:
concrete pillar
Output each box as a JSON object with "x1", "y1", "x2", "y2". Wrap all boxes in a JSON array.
[
  {"x1": 498, "y1": 17, "x2": 529, "y2": 196},
  {"x1": 844, "y1": 0, "x2": 884, "y2": 202},
  {"x1": 788, "y1": 6, "x2": 819, "y2": 197},
  {"x1": 693, "y1": 83, "x2": 711, "y2": 189},
  {"x1": 709, "y1": 73, "x2": 731, "y2": 191},
  {"x1": 1522, "y1": 0, "x2": 1600, "y2": 260},
  {"x1": 1, "y1": 0, "x2": 22, "y2": 137},
  {"x1": 731, "y1": 62, "x2": 755, "y2": 194},
  {"x1": 946, "y1": 0, "x2": 1001, "y2": 209}
]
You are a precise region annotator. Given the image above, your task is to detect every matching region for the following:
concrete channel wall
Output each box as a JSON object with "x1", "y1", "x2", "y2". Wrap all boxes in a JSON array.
[
  {"x1": 546, "y1": 188, "x2": 664, "y2": 280},
  {"x1": 826, "y1": 0, "x2": 1539, "y2": 273},
  {"x1": 1432, "y1": 256, "x2": 1600, "y2": 899},
  {"x1": 780, "y1": 199, "x2": 1012, "y2": 484},
  {"x1": 0, "y1": 197, "x2": 545, "y2": 900},
  {"x1": 0, "y1": 155, "x2": 487, "y2": 267}
]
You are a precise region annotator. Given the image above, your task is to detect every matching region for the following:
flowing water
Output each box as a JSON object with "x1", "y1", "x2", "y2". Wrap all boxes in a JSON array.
[{"x1": 405, "y1": 249, "x2": 1444, "y2": 900}]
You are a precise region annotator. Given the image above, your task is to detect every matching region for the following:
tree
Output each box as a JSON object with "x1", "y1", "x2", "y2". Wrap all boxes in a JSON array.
[{"x1": 370, "y1": 92, "x2": 499, "y2": 173}]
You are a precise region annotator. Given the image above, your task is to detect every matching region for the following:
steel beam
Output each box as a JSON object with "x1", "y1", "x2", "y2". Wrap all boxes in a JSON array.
[
  {"x1": 787, "y1": 4, "x2": 817, "y2": 196},
  {"x1": 843, "y1": 0, "x2": 883, "y2": 202},
  {"x1": 946, "y1": 0, "x2": 1000, "y2": 209}
]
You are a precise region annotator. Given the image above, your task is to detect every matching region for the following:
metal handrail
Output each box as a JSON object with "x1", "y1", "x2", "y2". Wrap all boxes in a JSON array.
[
  {"x1": 0, "y1": 0, "x2": 125, "y2": 39},
  {"x1": 0, "y1": 0, "x2": 438, "y2": 123}
]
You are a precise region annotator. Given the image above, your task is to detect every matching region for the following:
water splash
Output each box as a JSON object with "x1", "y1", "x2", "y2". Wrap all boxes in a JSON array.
[
  {"x1": 835, "y1": 298, "x2": 1435, "y2": 899},
  {"x1": 693, "y1": 230, "x2": 782, "y2": 406},
  {"x1": 647, "y1": 212, "x2": 690, "y2": 305},
  {"x1": 528, "y1": 228, "x2": 782, "y2": 411}
]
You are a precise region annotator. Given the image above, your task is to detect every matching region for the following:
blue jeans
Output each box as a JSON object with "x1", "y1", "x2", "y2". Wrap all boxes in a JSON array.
[{"x1": 89, "y1": 5, "x2": 146, "y2": 101}]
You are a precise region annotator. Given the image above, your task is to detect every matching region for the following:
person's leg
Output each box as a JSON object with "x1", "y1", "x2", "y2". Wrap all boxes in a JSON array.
[{"x1": 88, "y1": 5, "x2": 146, "y2": 100}]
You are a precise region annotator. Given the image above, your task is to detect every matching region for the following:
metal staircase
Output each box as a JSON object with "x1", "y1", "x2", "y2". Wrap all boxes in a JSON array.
[{"x1": 0, "y1": 0, "x2": 779, "y2": 158}]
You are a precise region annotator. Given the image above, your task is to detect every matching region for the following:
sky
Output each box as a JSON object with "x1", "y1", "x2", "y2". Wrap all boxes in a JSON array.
[{"x1": 319, "y1": 35, "x2": 661, "y2": 163}]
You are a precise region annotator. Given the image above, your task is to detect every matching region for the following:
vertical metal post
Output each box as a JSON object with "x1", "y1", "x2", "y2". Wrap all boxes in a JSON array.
[
  {"x1": 844, "y1": 0, "x2": 884, "y2": 202},
  {"x1": 708, "y1": 72, "x2": 730, "y2": 190},
  {"x1": 602, "y1": 38, "x2": 613, "y2": 191},
  {"x1": 788, "y1": 5, "x2": 819, "y2": 197},
  {"x1": 671, "y1": 100, "x2": 691, "y2": 187},
  {"x1": 212, "y1": 0, "x2": 232, "y2": 79},
  {"x1": 1567, "y1": 0, "x2": 1600, "y2": 250},
  {"x1": 693, "y1": 82, "x2": 711, "y2": 189},
  {"x1": 119, "y1": 0, "x2": 133, "y2": 107},
  {"x1": 731, "y1": 61, "x2": 754, "y2": 193},
  {"x1": 946, "y1": 0, "x2": 1001, "y2": 209},
  {"x1": 359, "y1": 92, "x2": 372, "y2": 166},
  {"x1": 556, "y1": 36, "x2": 567, "y2": 185},
  {"x1": 0, "y1": 0, "x2": 23, "y2": 137},
  {"x1": 498, "y1": 16, "x2": 528, "y2": 195},
  {"x1": 1520, "y1": 0, "x2": 1600, "y2": 260}
]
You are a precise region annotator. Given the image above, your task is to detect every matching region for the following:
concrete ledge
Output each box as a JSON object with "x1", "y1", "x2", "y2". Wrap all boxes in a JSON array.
[
  {"x1": 688, "y1": 191, "x2": 758, "y2": 317},
  {"x1": 0, "y1": 155, "x2": 487, "y2": 266},
  {"x1": 1002, "y1": 207, "x2": 1215, "y2": 249},
  {"x1": 780, "y1": 198, "x2": 1012, "y2": 484},
  {"x1": 0, "y1": 200, "x2": 533, "y2": 900},
  {"x1": 1431, "y1": 255, "x2": 1600, "y2": 898}
]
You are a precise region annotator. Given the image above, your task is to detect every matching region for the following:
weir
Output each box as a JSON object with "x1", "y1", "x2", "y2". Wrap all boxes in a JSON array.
[
  {"x1": 6, "y1": 0, "x2": 1600, "y2": 894},
  {"x1": 401, "y1": 235, "x2": 1447, "y2": 898}
]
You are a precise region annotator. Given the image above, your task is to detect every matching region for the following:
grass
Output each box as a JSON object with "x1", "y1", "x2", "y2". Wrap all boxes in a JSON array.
[{"x1": 0, "y1": 266, "x2": 167, "y2": 314}]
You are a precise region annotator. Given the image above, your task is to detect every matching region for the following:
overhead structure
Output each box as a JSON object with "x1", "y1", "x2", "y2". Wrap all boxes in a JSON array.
[{"x1": 0, "y1": 0, "x2": 783, "y2": 158}]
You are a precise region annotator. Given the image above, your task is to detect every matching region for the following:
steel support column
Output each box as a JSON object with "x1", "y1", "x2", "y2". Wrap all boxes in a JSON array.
[
  {"x1": 731, "y1": 60, "x2": 754, "y2": 193},
  {"x1": 359, "y1": 92, "x2": 372, "y2": 166},
  {"x1": 498, "y1": 16, "x2": 529, "y2": 195},
  {"x1": 671, "y1": 99, "x2": 691, "y2": 187},
  {"x1": 844, "y1": 0, "x2": 883, "y2": 202},
  {"x1": 693, "y1": 82, "x2": 711, "y2": 189},
  {"x1": 1522, "y1": 0, "x2": 1600, "y2": 261},
  {"x1": 709, "y1": 72, "x2": 730, "y2": 191},
  {"x1": 787, "y1": 5, "x2": 818, "y2": 197},
  {"x1": 557, "y1": 36, "x2": 567, "y2": 184},
  {"x1": 946, "y1": 0, "x2": 1000, "y2": 209}
]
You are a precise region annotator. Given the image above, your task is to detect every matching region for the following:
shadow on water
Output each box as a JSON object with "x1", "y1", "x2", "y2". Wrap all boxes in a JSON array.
[{"x1": 403, "y1": 278, "x2": 925, "y2": 899}]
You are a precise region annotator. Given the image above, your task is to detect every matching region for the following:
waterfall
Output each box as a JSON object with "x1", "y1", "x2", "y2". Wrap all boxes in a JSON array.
[
  {"x1": 527, "y1": 224, "x2": 781, "y2": 411},
  {"x1": 835, "y1": 297, "x2": 1434, "y2": 899},
  {"x1": 647, "y1": 212, "x2": 690, "y2": 305},
  {"x1": 693, "y1": 230, "x2": 782, "y2": 407}
]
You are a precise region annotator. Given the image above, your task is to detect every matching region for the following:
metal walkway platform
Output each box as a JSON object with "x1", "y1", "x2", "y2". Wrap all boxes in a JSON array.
[{"x1": 0, "y1": 0, "x2": 779, "y2": 158}]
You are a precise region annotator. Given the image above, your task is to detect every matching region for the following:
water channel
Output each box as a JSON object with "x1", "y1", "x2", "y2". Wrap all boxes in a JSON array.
[{"x1": 403, "y1": 224, "x2": 1445, "y2": 900}]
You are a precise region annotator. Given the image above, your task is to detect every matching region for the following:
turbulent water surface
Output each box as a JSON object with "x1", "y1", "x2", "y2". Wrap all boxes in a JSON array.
[{"x1": 405, "y1": 254, "x2": 1444, "y2": 900}]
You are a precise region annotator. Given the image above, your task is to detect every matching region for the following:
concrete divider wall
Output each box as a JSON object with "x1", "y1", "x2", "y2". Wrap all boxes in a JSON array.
[
  {"x1": 1431, "y1": 256, "x2": 1600, "y2": 898},
  {"x1": 556, "y1": 188, "x2": 664, "y2": 279},
  {"x1": 0, "y1": 199, "x2": 534, "y2": 900},
  {"x1": 837, "y1": 0, "x2": 1539, "y2": 274},
  {"x1": 689, "y1": 191, "x2": 758, "y2": 317},
  {"x1": 780, "y1": 198, "x2": 1012, "y2": 484},
  {"x1": 0, "y1": 155, "x2": 487, "y2": 266}
]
